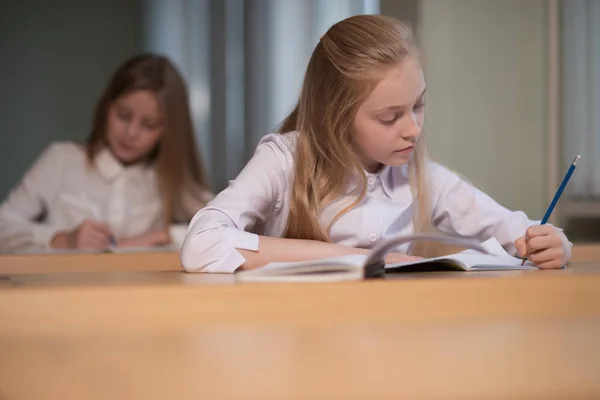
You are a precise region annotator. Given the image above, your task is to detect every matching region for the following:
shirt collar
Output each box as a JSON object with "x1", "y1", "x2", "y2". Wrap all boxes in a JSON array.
[
  {"x1": 386, "y1": 163, "x2": 410, "y2": 198},
  {"x1": 347, "y1": 163, "x2": 410, "y2": 199},
  {"x1": 94, "y1": 147, "x2": 149, "y2": 182}
]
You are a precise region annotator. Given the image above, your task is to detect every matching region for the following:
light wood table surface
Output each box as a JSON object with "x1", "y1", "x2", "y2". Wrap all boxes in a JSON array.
[
  {"x1": 0, "y1": 261, "x2": 598, "y2": 289},
  {"x1": 1, "y1": 241, "x2": 597, "y2": 276},
  {"x1": 572, "y1": 242, "x2": 600, "y2": 263},
  {"x1": 1, "y1": 264, "x2": 600, "y2": 399},
  {"x1": 0, "y1": 251, "x2": 182, "y2": 275}
]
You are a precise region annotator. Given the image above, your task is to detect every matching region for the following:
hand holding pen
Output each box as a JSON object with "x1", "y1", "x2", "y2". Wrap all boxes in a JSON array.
[{"x1": 514, "y1": 155, "x2": 580, "y2": 269}]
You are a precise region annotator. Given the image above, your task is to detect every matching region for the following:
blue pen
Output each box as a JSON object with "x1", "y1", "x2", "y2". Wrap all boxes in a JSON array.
[{"x1": 521, "y1": 154, "x2": 581, "y2": 265}]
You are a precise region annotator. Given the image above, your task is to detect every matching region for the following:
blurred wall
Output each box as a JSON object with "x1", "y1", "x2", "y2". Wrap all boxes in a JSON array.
[
  {"x1": 418, "y1": 0, "x2": 548, "y2": 218},
  {"x1": 0, "y1": 0, "x2": 552, "y2": 221},
  {"x1": 0, "y1": 0, "x2": 142, "y2": 199},
  {"x1": 380, "y1": 0, "x2": 419, "y2": 34}
]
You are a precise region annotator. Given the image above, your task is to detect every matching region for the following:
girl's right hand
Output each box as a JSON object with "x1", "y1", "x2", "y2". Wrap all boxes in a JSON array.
[{"x1": 51, "y1": 219, "x2": 113, "y2": 249}]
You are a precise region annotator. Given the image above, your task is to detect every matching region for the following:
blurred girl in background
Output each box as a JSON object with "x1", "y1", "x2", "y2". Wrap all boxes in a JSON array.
[{"x1": 0, "y1": 53, "x2": 212, "y2": 252}]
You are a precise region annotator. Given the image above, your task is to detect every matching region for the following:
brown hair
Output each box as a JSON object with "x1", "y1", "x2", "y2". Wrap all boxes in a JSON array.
[
  {"x1": 86, "y1": 53, "x2": 210, "y2": 224},
  {"x1": 278, "y1": 15, "x2": 431, "y2": 252}
]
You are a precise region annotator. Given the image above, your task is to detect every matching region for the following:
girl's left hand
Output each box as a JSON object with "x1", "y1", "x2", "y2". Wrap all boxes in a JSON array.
[{"x1": 514, "y1": 225, "x2": 571, "y2": 269}]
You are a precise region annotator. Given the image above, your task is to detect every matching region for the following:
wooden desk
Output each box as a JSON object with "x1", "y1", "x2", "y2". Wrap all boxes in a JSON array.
[
  {"x1": 0, "y1": 251, "x2": 182, "y2": 275},
  {"x1": 2, "y1": 241, "x2": 596, "y2": 277},
  {"x1": 572, "y1": 243, "x2": 600, "y2": 263},
  {"x1": 1, "y1": 262, "x2": 599, "y2": 289},
  {"x1": 1, "y1": 265, "x2": 600, "y2": 399},
  {"x1": 0, "y1": 269, "x2": 235, "y2": 288}
]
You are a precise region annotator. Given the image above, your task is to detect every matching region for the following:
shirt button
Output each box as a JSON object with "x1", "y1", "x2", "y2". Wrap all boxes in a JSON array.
[
  {"x1": 369, "y1": 233, "x2": 378, "y2": 243},
  {"x1": 367, "y1": 177, "x2": 375, "y2": 186}
]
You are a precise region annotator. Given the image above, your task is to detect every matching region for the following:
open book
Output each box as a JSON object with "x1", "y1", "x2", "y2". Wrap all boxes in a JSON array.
[{"x1": 235, "y1": 234, "x2": 538, "y2": 283}]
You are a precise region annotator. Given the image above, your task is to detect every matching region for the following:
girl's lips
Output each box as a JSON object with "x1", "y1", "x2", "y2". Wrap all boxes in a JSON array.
[
  {"x1": 395, "y1": 145, "x2": 414, "y2": 154},
  {"x1": 117, "y1": 141, "x2": 136, "y2": 152}
]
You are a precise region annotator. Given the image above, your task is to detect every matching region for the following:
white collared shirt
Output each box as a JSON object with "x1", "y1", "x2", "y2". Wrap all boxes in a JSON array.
[
  {"x1": 0, "y1": 142, "x2": 209, "y2": 252},
  {"x1": 181, "y1": 131, "x2": 544, "y2": 273}
]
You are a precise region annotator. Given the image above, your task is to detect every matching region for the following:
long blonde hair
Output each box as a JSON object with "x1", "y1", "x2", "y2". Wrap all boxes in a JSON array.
[
  {"x1": 278, "y1": 15, "x2": 432, "y2": 252},
  {"x1": 86, "y1": 53, "x2": 210, "y2": 224}
]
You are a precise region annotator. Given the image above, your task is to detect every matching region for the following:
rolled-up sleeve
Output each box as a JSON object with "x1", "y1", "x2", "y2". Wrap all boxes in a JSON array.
[{"x1": 180, "y1": 134, "x2": 292, "y2": 273}]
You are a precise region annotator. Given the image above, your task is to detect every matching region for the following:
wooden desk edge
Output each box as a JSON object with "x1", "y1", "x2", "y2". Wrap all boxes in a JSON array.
[
  {"x1": 1, "y1": 241, "x2": 599, "y2": 275},
  {"x1": 0, "y1": 251, "x2": 183, "y2": 274}
]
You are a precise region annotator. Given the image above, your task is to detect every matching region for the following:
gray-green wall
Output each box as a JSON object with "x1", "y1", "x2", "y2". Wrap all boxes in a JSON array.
[{"x1": 0, "y1": 0, "x2": 142, "y2": 199}]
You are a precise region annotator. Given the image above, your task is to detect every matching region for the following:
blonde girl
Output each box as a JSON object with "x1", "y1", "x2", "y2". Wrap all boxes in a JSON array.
[{"x1": 181, "y1": 15, "x2": 570, "y2": 272}]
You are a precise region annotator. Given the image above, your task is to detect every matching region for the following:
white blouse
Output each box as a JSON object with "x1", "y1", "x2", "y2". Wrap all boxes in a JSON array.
[
  {"x1": 181, "y1": 131, "x2": 552, "y2": 273},
  {"x1": 0, "y1": 142, "x2": 209, "y2": 252}
]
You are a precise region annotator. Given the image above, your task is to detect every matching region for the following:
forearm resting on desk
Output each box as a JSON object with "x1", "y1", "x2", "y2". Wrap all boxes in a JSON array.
[{"x1": 237, "y1": 236, "x2": 369, "y2": 271}]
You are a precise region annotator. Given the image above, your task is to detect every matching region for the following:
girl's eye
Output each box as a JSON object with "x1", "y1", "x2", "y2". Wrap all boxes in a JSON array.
[
  {"x1": 117, "y1": 110, "x2": 131, "y2": 121},
  {"x1": 380, "y1": 113, "x2": 400, "y2": 125},
  {"x1": 143, "y1": 122, "x2": 159, "y2": 130}
]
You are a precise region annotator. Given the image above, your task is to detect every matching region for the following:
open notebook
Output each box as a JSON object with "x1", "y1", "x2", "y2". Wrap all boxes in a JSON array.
[{"x1": 235, "y1": 235, "x2": 537, "y2": 283}]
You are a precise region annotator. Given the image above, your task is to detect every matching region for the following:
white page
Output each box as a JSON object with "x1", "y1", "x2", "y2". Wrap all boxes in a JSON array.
[
  {"x1": 449, "y1": 237, "x2": 537, "y2": 269},
  {"x1": 235, "y1": 268, "x2": 364, "y2": 283},
  {"x1": 453, "y1": 237, "x2": 514, "y2": 258},
  {"x1": 246, "y1": 237, "x2": 534, "y2": 279},
  {"x1": 236, "y1": 254, "x2": 366, "y2": 283},
  {"x1": 259, "y1": 254, "x2": 366, "y2": 273},
  {"x1": 385, "y1": 237, "x2": 536, "y2": 270},
  {"x1": 252, "y1": 237, "x2": 513, "y2": 274}
]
